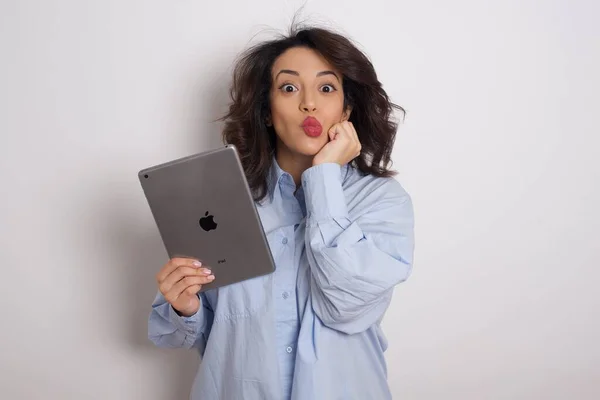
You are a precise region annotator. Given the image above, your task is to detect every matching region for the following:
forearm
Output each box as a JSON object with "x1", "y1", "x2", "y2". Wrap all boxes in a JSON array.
[{"x1": 302, "y1": 163, "x2": 415, "y2": 334}]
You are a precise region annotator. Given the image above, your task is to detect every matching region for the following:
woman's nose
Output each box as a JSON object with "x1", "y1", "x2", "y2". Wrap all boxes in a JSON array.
[{"x1": 299, "y1": 93, "x2": 316, "y2": 112}]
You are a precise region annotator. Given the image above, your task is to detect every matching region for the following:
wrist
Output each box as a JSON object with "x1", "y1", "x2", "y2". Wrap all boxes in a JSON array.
[
  {"x1": 312, "y1": 158, "x2": 341, "y2": 167},
  {"x1": 173, "y1": 306, "x2": 197, "y2": 318}
]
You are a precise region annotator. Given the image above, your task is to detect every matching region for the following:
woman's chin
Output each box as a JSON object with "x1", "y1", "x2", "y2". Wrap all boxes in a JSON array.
[{"x1": 293, "y1": 139, "x2": 326, "y2": 156}]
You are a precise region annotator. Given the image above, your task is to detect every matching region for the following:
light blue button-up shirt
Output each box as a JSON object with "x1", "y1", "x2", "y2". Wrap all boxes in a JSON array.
[{"x1": 148, "y1": 159, "x2": 415, "y2": 399}]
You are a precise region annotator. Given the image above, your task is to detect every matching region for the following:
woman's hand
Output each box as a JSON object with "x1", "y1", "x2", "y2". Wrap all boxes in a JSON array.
[
  {"x1": 312, "y1": 121, "x2": 361, "y2": 167},
  {"x1": 156, "y1": 257, "x2": 215, "y2": 317}
]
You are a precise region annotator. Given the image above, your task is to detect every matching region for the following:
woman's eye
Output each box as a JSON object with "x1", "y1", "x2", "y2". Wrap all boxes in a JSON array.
[
  {"x1": 320, "y1": 84, "x2": 336, "y2": 93},
  {"x1": 280, "y1": 84, "x2": 297, "y2": 93}
]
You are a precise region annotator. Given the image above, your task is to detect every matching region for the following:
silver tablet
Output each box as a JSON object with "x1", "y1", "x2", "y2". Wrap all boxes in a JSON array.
[{"x1": 138, "y1": 145, "x2": 275, "y2": 291}]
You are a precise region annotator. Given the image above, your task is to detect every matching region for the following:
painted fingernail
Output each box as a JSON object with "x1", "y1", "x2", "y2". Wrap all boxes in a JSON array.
[
  {"x1": 202, "y1": 269, "x2": 212, "y2": 275},
  {"x1": 193, "y1": 261, "x2": 202, "y2": 267}
]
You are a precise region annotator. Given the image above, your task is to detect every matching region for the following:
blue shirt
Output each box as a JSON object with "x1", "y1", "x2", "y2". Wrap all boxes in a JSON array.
[{"x1": 148, "y1": 159, "x2": 415, "y2": 400}]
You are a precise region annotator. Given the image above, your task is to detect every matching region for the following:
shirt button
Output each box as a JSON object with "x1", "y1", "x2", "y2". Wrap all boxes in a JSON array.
[
  {"x1": 286, "y1": 346, "x2": 293, "y2": 354},
  {"x1": 282, "y1": 237, "x2": 288, "y2": 244},
  {"x1": 282, "y1": 291, "x2": 289, "y2": 299}
]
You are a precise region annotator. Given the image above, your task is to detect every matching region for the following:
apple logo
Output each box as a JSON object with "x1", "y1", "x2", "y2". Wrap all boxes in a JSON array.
[{"x1": 199, "y1": 211, "x2": 217, "y2": 232}]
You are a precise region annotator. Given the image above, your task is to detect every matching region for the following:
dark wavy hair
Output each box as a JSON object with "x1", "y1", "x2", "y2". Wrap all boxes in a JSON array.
[{"x1": 220, "y1": 25, "x2": 405, "y2": 202}]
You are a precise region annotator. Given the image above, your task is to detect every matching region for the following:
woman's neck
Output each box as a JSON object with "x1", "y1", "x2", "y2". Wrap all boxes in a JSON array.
[{"x1": 275, "y1": 148, "x2": 313, "y2": 188}]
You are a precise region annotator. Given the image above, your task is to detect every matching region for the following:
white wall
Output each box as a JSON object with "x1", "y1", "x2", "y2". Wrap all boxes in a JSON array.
[{"x1": 1, "y1": 0, "x2": 598, "y2": 399}]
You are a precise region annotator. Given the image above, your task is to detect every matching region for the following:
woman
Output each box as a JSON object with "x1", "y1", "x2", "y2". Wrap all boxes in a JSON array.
[{"x1": 148, "y1": 25, "x2": 415, "y2": 400}]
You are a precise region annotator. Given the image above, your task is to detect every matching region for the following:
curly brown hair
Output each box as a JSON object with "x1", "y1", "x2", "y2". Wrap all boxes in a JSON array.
[{"x1": 220, "y1": 24, "x2": 405, "y2": 203}]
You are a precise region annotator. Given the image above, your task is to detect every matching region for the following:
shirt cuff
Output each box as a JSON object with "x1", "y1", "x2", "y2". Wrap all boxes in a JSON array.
[
  {"x1": 301, "y1": 163, "x2": 349, "y2": 221},
  {"x1": 168, "y1": 299, "x2": 203, "y2": 334}
]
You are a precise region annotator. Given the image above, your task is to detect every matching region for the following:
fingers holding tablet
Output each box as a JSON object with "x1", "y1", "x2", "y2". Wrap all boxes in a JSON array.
[{"x1": 156, "y1": 257, "x2": 215, "y2": 317}]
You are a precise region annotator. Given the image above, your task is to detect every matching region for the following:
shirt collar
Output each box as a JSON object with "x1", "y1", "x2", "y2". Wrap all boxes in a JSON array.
[{"x1": 267, "y1": 156, "x2": 292, "y2": 199}]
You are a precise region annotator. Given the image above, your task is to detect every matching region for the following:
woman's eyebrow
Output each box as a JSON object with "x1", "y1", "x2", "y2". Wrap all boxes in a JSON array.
[
  {"x1": 316, "y1": 70, "x2": 340, "y2": 81},
  {"x1": 275, "y1": 69, "x2": 340, "y2": 82},
  {"x1": 275, "y1": 69, "x2": 299, "y2": 79}
]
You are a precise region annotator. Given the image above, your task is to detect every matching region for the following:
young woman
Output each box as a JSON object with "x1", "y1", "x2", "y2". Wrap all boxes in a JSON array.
[{"x1": 148, "y1": 25, "x2": 415, "y2": 400}]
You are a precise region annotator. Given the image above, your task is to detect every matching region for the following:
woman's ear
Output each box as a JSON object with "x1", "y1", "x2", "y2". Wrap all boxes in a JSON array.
[{"x1": 342, "y1": 105, "x2": 353, "y2": 121}]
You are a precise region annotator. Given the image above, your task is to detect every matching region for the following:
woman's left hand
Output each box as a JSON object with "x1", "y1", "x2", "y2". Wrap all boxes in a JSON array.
[{"x1": 312, "y1": 121, "x2": 362, "y2": 167}]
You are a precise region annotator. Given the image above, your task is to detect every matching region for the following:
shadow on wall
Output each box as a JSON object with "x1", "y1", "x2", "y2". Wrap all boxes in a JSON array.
[
  {"x1": 181, "y1": 53, "x2": 233, "y2": 153},
  {"x1": 111, "y1": 62, "x2": 232, "y2": 398},
  {"x1": 112, "y1": 215, "x2": 200, "y2": 400}
]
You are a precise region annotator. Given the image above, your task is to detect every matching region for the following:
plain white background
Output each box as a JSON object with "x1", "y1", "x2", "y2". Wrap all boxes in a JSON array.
[{"x1": 1, "y1": 0, "x2": 598, "y2": 399}]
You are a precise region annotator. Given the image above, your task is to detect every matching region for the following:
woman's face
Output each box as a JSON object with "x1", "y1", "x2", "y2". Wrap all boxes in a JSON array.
[{"x1": 269, "y1": 46, "x2": 351, "y2": 159}]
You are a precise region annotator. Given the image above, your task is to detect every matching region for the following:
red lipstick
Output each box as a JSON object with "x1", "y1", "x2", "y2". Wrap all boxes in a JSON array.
[{"x1": 301, "y1": 116, "x2": 322, "y2": 137}]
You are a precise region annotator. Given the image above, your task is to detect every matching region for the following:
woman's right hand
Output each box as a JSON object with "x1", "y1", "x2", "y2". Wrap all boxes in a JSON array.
[{"x1": 156, "y1": 257, "x2": 215, "y2": 317}]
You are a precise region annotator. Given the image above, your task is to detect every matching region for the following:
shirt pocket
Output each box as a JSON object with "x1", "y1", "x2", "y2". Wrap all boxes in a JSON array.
[
  {"x1": 210, "y1": 228, "x2": 283, "y2": 322},
  {"x1": 211, "y1": 274, "x2": 271, "y2": 322}
]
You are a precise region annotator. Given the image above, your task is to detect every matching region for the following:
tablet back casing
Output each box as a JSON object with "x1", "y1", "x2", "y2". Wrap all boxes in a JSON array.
[{"x1": 138, "y1": 145, "x2": 275, "y2": 291}]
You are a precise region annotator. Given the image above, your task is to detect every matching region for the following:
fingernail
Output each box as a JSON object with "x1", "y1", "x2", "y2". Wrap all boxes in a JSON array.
[
  {"x1": 193, "y1": 261, "x2": 202, "y2": 267},
  {"x1": 207, "y1": 275, "x2": 215, "y2": 281},
  {"x1": 203, "y1": 268, "x2": 212, "y2": 275}
]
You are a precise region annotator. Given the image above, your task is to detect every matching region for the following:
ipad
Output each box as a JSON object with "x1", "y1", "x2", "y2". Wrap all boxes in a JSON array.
[{"x1": 138, "y1": 144, "x2": 275, "y2": 292}]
